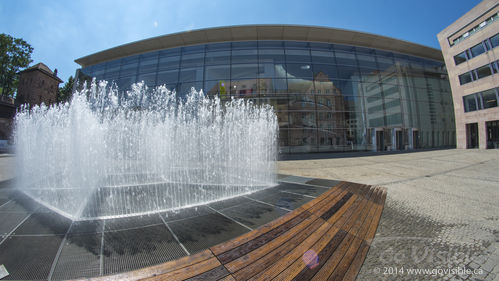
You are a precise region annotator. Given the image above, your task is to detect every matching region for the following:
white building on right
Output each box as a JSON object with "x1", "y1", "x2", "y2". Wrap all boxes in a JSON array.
[{"x1": 438, "y1": 0, "x2": 499, "y2": 149}]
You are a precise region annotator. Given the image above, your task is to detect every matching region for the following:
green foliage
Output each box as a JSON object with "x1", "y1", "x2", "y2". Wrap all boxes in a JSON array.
[
  {"x1": 57, "y1": 76, "x2": 74, "y2": 103},
  {"x1": 0, "y1": 33, "x2": 33, "y2": 97}
]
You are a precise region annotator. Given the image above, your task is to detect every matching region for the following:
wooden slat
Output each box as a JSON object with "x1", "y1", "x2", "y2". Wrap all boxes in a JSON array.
[
  {"x1": 310, "y1": 232, "x2": 356, "y2": 281},
  {"x1": 210, "y1": 181, "x2": 347, "y2": 256},
  {"x1": 226, "y1": 214, "x2": 321, "y2": 274},
  {"x1": 88, "y1": 249, "x2": 213, "y2": 281},
  {"x1": 271, "y1": 229, "x2": 348, "y2": 281},
  {"x1": 342, "y1": 240, "x2": 370, "y2": 281},
  {"x1": 84, "y1": 182, "x2": 387, "y2": 281},
  {"x1": 231, "y1": 217, "x2": 326, "y2": 280},
  {"x1": 248, "y1": 224, "x2": 338, "y2": 281},
  {"x1": 328, "y1": 236, "x2": 364, "y2": 281},
  {"x1": 140, "y1": 257, "x2": 221, "y2": 281}
]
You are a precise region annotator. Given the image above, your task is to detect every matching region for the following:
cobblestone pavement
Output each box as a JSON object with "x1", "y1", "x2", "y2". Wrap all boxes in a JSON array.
[{"x1": 279, "y1": 149, "x2": 499, "y2": 281}]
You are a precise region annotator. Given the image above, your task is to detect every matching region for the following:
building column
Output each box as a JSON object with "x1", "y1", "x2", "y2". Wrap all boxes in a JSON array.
[{"x1": 479, "y1": 121, "x2": 487, "y2": 149}]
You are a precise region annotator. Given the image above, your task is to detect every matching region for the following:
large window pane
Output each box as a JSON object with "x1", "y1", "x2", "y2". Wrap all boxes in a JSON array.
[
  {"x1": 356, "y1": 54, "x2": 377, "y2": 68},
  {"x1": 490, "y1": 33, "x2": 499, "y2": 48},
  {"x1": 204, "y1": 80, "x2": 227, "y2": 96},
  {"x1": 179, "y1": 81, "x2": 203, "y2": 96},
  {"x1": 454, "y1": 51, "x2": 467, "y2": 65},
  {"x1": 157, "y1": 69, "x2": 179, "y2": 85},
  {"x1": 311, "y1": 50, "x2": 335, "y2": 64},
  {"x1": 285, "y1": 63, "x2": 313, "y2": 79},
  {"x1": 138, "y1": 54, "x2": 158, "y2": 74},
  {"x1": 258, "y1": 63, "x2": 284, "y2": 78},
  {"x1": 137, "y1": 73, "x2": 156, "y2": 87},
  {"x1": 312, "y1": 64, "x2": 338, "y2": 80},
  {"x1": 470, "y1": 43, "x2": 486, "y2": 57},
  {"x1": 258, "y1": 78, "x2": 287, "y2": 93},
  {"x1": 463, "y1": 95, "x2": 477, "y2": 112},
  {"x1": 231, "y1": 49, "x2": 258, "y2": 64},
  {"x1": 335, "y1": 52, "x2": 357, "y2": 66},
  {"x1": 287, "y1": 79, "x2": 314, "y2": 94},
  {"x1": 205, "y1": 65, "x2": 230, "y2": 80},
  {"x1": 336, "y1": 65, "x2": 360, "y2": 80},
  {"x1": 359, "y1": 66, "x2": 380, "y2": 83},
  {"x1": 230, "y1": 79, "x2": 258, "y2": 97},
  {"x1": 459, "y1": 72, "x2": 473, "y2": 85},
  {"x1": 476, "y1": 65, "x2": 492, "y2": 79},
  {"x1": 259, "y1": 49, "x2": 285, "y2": 63},
  {"x1": 181, "y1": 53, "x2": 204, "y2": 68},
  {"x1": 285, "y1": 49, "x2": 311, "y2": 63},
  {"x1": 231, "y1": 64, "x2": 258, "y2": 79},
  {"x1": 205, "y1": 51, "x2": 230, "y2": 65},
  {"x1": 482, "y1": 89, "x2": 498, "y2": 109},
  {"x1": 158, "y1": 55, "x2": 180, "y2": 71},
  {"x1": 179, "y1": 67, "x2": 203, "y2": 82}
]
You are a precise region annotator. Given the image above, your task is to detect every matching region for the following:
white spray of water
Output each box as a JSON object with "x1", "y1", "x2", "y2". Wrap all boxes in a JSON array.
[{"x1": 14, "y1": 80, "x2": 278, "y2": 220}]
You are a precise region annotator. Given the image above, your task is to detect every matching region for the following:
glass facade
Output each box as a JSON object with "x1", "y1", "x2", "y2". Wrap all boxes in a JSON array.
[{"x1": 77, "y1": 40, "x2": 456, "y2": 153}]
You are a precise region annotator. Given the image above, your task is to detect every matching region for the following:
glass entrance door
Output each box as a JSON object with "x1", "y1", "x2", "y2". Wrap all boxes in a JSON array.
[
  {"x1": 486, "y1": 120, "x2": 499, "y2": 149},
  {"x1": 376, "y1": 130, "x2": 384, "y2": 151},
  {"x1": 466, "y1": 123, "x2": 479, "y2": 148}
]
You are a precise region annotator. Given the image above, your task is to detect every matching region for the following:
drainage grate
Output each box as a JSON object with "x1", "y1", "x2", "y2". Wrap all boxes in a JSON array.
[
  {"x1": 103, "y1": 224, "x2": 186, "y2": 275},
  {"x1": 168, "y1": 213, "x2": 250, "y2": 254},
  {"x1": 0, "y1": 213, "x2": 30, "y2": 236},
  {"x1": 306, "y1": 178, "x2": 342, "y2": 188},
  {"x1": 104, "y1": 214, "x2": 163, "y2": 232},
  {"x1": 220, "y1": 201, "x2": 285, "y2": 229},
  {"x1": 51, "y1": 233, "x2": 101, "y2": 280},
  {"x1": 275, "y1": 181, "x2": 328, "y2": 197},
  {"x1": 0, "y1": 235, "x2": 63, "y2": 280},
  {"x1": 14, "y1": 212, "x2": 71, "y2": 235}
]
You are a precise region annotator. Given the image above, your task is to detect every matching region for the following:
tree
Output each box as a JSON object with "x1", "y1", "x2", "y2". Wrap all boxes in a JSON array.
[
  {"x1": 57, "y1": 76, "x2": 74, "y2": 103},
  {"x1": 0, "y1": 33, "x2": 33, "y2": 97}
]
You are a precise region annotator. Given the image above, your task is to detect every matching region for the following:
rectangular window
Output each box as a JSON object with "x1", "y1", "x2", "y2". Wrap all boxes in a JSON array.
[
  {"x1": 463, "y1": 95, "x2": 477, "y2": 112},
  {"x1": 476, "y1": 65, "x2": 492, "y2": 79},
  {"x1": 459, "y1": 72, "x2": 473, "y2": 85},
  {"x1": 481, "y1": 89, "x2": 498, "y2": 109},
  {"x1": 453, "y1": 51, "x2": 467, "y2": 65},
  {"x1": 470, "y1": 42, "x2": 486, "y2": 57},
  {"x1": 490, "y1": 33, "x2": 499, "y2": 48}
]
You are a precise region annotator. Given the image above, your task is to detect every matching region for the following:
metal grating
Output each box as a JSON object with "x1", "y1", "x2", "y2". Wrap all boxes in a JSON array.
[
  {"x1": 168, "y1": 213, "x2": 250, "y2": 254},
  {"x1": 246, "y1": 189, "x2": 312, "y2": 210},
  {"x1": 0, "y1": 235, "x2": 63, "y2": 280},
  {"x1": 104, "y1": 214, "x2": 163, "y2": 232},
  {"x1": 0, "y1": 212, "x2": 30, "y2": 236},
  {"x1": 51, "y1": 233, "x2": 101, "y2": 280},
  {"x1": 306, "y1": 178, "x2": 342, "y2": 188},
  {"x1": 69, "y1": 220, "x2": 104, "y2": 235},
  {"x1": 274, "y1": 181, "x2": 328, "y2": 197},
  {"x1": 219, "y1": 201, "x2": 286, "y2": 229},
  {"x1": 206, "y1": 196, "x2": 252, "y2": 211},
  {"x1": 161, "y1": 205, "x2": 215, "y2": 222},
  {"x1": 14, "y1": 212, "x2": 71, "y2": 235},
  {"x1": 103, "y1": 224, "x2": 186, "y2": 275}
]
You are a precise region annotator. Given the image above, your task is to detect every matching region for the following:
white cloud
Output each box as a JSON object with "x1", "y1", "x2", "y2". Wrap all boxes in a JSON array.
[{"x1": 154, "y1": 21, "x2": 158, "y2": 28}]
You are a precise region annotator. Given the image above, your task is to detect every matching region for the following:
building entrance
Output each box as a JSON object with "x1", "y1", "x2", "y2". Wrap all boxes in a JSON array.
[
  {"x1": 486, "y1": 120, "x2": 499, "y2": 149},
  {"x1": 466, "y1": 123, "x2": 479, "y2": 148},
  {"x1": 376, "y1": 131, "x2": 384, "y2": 151}
]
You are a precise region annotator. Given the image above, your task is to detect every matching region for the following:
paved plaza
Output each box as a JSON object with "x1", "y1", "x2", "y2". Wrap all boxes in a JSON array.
[
  {"x1": 1, "y1": 149, "x2": 498, "y2": 280},
  {"x1": 280, "y1": 149, "x2": 499, "y2": 281}
]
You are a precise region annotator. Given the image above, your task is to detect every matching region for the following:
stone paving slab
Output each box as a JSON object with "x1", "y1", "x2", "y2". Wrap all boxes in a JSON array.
[{"x1": 279, "y1": 149, "x2": 499, "y2": 281}]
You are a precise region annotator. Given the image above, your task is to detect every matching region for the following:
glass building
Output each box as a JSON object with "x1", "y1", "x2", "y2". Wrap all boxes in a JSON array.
[{"x1": 75, "y1": 25, "x2": 455, "y2": 153}]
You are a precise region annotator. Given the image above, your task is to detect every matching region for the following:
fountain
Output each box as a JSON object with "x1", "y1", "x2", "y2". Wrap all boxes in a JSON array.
[{"x1": 14, "y1": 80, "x2": 278, "y2": 221}]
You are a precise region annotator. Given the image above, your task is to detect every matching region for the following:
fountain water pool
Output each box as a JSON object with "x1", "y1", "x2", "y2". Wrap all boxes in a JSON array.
[{"x1": 14, "y1": 80, "x2": 278, "y2": 220}]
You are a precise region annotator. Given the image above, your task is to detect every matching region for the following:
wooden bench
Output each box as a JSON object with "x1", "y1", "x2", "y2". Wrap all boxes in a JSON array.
[{"x1": 87, "y1": 181, "x2": 387, "y2": 281}]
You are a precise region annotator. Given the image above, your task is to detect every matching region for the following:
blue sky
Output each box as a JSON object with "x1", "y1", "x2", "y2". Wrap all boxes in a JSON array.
[{"x1": 1, "y1": 0, "x2": 481, "y2": 84}]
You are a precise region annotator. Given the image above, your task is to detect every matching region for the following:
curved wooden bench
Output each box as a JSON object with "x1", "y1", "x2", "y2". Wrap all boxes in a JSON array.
[{"x1": 85, "y1": 181, "x2": 386, "y2": 281}]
